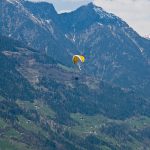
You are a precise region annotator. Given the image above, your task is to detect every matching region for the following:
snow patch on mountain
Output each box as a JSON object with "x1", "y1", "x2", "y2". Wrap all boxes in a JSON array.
[
  {"x1": 6, "y1": 0, "x2": 55, "y2": 35},
  {"x1": 124, "y1": 30, "x2": 144, "y2": 53},
  {"x1": 6, "y1": 0, "x2": 43, "y2": 26},
  {"x1": 45, "y1": 20, "x2": 51, "y2": 24},
  {"x1": 97, "y1": 22, "x2": 103, "y2": 26},
  {"x1": 94, "y1": 6, "x2": 114, "y2": 19},
  {"x1": 6, "y1": 0, "x2": 20, "y2": 4}
]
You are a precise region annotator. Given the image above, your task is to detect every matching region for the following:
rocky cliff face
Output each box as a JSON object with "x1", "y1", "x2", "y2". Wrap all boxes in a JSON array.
[{"x1": 1, "y1": 0, "x2": 73, "y2": 65}]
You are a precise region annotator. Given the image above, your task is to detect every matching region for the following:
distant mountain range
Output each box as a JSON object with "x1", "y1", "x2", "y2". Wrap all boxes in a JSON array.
[{"x1": 0, "y1": 0, "x2": 150, "y2": 150}]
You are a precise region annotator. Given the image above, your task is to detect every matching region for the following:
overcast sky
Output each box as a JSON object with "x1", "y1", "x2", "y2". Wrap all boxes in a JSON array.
[{"x1": 30, "y1": 0, "x2": 150, "y2": 36}]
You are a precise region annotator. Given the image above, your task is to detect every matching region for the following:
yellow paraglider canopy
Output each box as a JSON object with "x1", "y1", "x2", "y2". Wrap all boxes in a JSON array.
[{"x1": 72, "y1": 55, "x2": 85, "y2": 64}]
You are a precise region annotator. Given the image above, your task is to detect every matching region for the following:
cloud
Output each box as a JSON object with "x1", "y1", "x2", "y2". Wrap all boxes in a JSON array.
[{"x1": 93, "y1": 0, "x2": 150, "y2": 35}]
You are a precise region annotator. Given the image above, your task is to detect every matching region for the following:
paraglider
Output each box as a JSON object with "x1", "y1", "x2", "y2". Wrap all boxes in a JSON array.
[
  {"x1": 72, "y1": 55, "x2": 85, "y2": 71},
  {"x1": 72, "y1": 55, "x2": 85, "y2": 80}
]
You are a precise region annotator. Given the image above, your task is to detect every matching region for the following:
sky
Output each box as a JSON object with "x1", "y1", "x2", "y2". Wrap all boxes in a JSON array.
[{"x1": 30, "y1": 0, "x2": 150, "y2": 36}]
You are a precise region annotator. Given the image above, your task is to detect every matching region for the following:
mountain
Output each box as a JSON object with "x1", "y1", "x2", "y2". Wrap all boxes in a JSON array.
[
  {"x1": 1, "y1": 0, "x2": 74, "y2": 65},
  {"x1": 1, "y1": 0, "x2": 150, "y2": 98},
  {"x1": 1, "y1": 1, "x2": 150, "y2": 149},
  {"x1": 58, "y1": 3, "x2": 150, "y2": 98},
  {"x1": 0, "y1": 36, "x2": 150, "y2": 150}
]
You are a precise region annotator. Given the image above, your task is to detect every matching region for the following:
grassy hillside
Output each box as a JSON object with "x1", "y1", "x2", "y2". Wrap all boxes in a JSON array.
[{"x1": 0, "y1": 36, "x2": 150, "y2": 150}]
